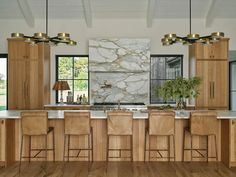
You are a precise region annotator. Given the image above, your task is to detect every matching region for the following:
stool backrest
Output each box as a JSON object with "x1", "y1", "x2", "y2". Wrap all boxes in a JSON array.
[
  {"x1": 21, "y1": 111, "x2": 48, "y2": 135},
  {"x1": 64, "y1": 111, "x2": 90, "y2": 135},
  {"x1": 107, "y1": 111, "x2": 133, "y2": 135},
  {"x1": 190, "y1": 111, "x2": 218, "y2": 135},
  {"x1": 149, "y1": 110, "x2": 175, "y2": 135}
]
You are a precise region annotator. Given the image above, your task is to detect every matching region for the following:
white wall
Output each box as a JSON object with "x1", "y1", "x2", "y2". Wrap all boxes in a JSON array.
[{"x1": 1, "y1": 18, "x2": 236, "y2": 103}]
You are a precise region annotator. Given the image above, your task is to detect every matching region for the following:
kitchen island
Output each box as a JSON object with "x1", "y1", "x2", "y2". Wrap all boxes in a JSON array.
[{"x1": 0, "y1": 110, "x2": 235, "y2": 168}]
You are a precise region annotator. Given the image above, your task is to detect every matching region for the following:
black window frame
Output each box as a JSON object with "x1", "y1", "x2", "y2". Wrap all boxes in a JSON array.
[
  {"x1": 150, "y1": 54, "x2": 183, "y2": 104},
  {"x1": 55, "y1": 55, "x2": 89, "y2": 104},
  {"x1": 0, "y1": 54, "x2": 8, "y2": 110}
]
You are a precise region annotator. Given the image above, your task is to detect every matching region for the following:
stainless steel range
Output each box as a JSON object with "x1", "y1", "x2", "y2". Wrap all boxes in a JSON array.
[{"x1": 91, "y1": 102, "x2": 147, "y2": 111}]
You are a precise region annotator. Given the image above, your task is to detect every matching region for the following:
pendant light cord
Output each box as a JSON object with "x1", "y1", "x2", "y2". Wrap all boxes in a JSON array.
[
  {"x1": 46, "y1": 0, "x2": 48, "y2": 35},
  {"x1": 189, "y1": 0, "x2": 192, "y2": 34}
]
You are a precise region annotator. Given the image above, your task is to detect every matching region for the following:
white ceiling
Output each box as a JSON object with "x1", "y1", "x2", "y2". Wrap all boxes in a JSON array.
[{"x1": 0, "y1": 0, "x2": 236, "y2": 26}]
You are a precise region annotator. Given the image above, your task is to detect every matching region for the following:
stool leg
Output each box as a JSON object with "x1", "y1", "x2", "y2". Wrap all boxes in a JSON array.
[
  {"x1": 131, "y1": 135, "x2": 133, "y2": 162},
  {"x1": 168, "y1": 135, "x2": 170, "y2": 162},
  {"x1": 63, "y1": 135, "x2": 66, "y2": 162},
  {"x1": 29, "y1": 135, "x2": 31, "y2": 163},
  {"x1": 53, "y1": 129, "x2": 55, "y2": 163},
  {"x1": 88, "y1": 134, "x2": 90, "y2": 162},
  {"x1": 106, "y1": 135, "x2": 109, "y2": 162},
  {"x1": 19, "y1": 135, "x2": 24, "y2": 172},
  {"x1": 149, "y1": 135, "x2": 151, "y2": 161},
  {"x1": 144, "y1": 131, "x2": 147, "y2": 162},
  {"x1": 91, "y1": 128, "x2": 94, "y2": 162},
  {"x1": 206, "y1": 135, "x2": 209, "y2": 162},
  {"x1": 214, "y1": 134, "x2": 218, "y2": 161},
  {"x1": 190, "y1": 135, "x2": 193, "y2": 161},
  {"x1": 45, "y1": 135, "x2": 48, "y2": 162},
  {"x1": 182, "y1": 130, "x2": 186, "y2": 162},
  {"x1": 173, "y1": 135, "x2": 176, "y2": 161},
  {"x1": 68, "y1": 135, "x2": 70, "y2": 162}
]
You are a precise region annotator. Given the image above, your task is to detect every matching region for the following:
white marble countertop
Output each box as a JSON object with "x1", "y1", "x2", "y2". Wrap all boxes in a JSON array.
[
  {"x1": 217, "y1": 111, "x2": 236, "y2": 119},
  {"x1": 0, "y1": 110, "x2": 236, "y2": 119},
  {"x1": 0, "y1": 110, "x2": 148, "y2": 119}
]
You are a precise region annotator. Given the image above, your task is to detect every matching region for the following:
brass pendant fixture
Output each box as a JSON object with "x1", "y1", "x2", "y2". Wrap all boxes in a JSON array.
[
  {"x1": 11, "y1": 0, "x2": 77, "y2": 46},
  {"x1": 161, "y1": 0, "x2": 224, "y2": 46}
]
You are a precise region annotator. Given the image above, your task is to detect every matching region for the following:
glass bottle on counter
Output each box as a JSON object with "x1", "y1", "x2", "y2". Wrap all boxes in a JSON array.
[
  {"x1": 82, "y1": 94, "x2": 87, "y2": 104},
  {"x1": 76, "y1": 95, "x2": 80, "y2": 104},
  {"x1": 67, "y1": 91, "x2": 73, "y2": 104}
]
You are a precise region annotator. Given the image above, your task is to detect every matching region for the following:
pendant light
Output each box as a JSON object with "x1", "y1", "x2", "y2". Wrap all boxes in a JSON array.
[
  {"x1": 161, "y1": 0, "x2": 224, "y2": 46},
  {"x1": 11, "y1": 0, "x2": 77, "y2": 46}
]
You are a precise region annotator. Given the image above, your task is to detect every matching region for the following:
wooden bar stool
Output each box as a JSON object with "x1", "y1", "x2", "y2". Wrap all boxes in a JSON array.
[
  {"x1": 145, "y1": 110, "x2": 175, "y2": 161},
  {"x1": 107, "y1": 111, "x2": 133, "y2": 161},
  {"x1": 64, "y1": 112, "x2": 93, "y2": 162},
  {"x1": 19, "y1": 111, "x2": 55, "y2": 170},
  {"x1": 183, "y1": 111, "x2": 218, "y2": 162}
]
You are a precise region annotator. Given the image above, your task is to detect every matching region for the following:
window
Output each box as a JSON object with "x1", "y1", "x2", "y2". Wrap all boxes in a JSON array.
[
  {"x1": 150, "y1": 55, "x2": 183, "y2": 104},
  {"x1": 56, "y1": 55, "x2": 89, "y2": 103},
  {"x1": 0, "y1": 54, "x2": 7, "y2": 110}
]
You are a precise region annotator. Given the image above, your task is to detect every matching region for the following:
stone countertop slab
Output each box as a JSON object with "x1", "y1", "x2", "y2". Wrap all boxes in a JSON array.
[{"x1": 0, "y1": 110, "x2": 236, "y2": 119}]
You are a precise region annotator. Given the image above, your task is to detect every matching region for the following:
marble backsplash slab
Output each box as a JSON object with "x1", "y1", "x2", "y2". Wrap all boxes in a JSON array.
[
  {"x1": 90, "y1": 72, "x2": 149, "y2": 104},
  {"x1": 89, "y1": 38, "x2": 150, "y2": 72},
  {"x1": 89, "y1": 38, "x2": 150, "y2": 104}
]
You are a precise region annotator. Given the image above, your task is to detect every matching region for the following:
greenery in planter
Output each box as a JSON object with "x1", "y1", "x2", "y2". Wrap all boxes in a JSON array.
[{"x1": 156, "y1": 77, "x2": 201, "y2": 109}]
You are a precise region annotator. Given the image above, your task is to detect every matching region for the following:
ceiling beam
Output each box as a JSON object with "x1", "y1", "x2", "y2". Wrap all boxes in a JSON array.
[
  {"x1": 205, "y1": 0, "x2": 217, "y2": 28},
  {"x1": 17, "y1": 0, "x2": 35, "y2": 28},
  {"x1": 82, "y1": 0, "x2": 92, "y2": 28},
  {"x1": 147, "y1": 0, "x2": 157, "y2": 28}
]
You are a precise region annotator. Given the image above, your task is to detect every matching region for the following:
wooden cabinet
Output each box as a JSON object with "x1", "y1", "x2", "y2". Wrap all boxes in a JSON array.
[
  {"x1": 8, "y1": 39, "x2": 50, "y2": 110},
  {"x1": 189, "y1": 39, "x2": 229, "y2": 110},
  {"x1": 221, "y1": 119, "x2": 236, "y2": 167},
  {"x1": 196, "y1": 60, "x2": 228, "y2": 109},
  {"x1": 0, "y1": 120, "x2": 5, "y2": 166},
  {"x1": 194, "y1": 39, "x2": 228, "y2": 59}
]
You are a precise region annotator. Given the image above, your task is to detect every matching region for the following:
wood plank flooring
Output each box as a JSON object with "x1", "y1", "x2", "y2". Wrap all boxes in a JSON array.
[{"x1": 0, "y1": 162, "x2": 236, "y2": 177}]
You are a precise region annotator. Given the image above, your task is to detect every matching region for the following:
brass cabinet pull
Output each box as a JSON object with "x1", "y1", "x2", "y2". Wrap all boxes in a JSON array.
[
  {"x1": 232, "y1": 120, "x2": 235, "y2": 125},
  {"x1": 209, "y1": 82, "x2": 212, "y2": 99},
  {"x1": 212, "y1": 82, "x2": 215, "y2": 99},
  {"x1": 23, "y1": 82, "x2": 26, "y2": 99},
  {"x1": 210, "y1": 82, "x2": 214, "y2": 99}
]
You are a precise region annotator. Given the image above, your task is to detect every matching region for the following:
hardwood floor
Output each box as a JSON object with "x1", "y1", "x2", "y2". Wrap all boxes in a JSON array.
[{"x1": 0, "y1": 162, "x2": 236, "y2": 177}]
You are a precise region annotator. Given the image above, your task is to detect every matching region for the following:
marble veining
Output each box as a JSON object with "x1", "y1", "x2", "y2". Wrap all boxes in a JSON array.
[
  {"x1": 89, "y1": 38, "x2": 150, "y2": 72},
  {"x1": 91, "y1": 72, "x2": 149, "y2": 104}
]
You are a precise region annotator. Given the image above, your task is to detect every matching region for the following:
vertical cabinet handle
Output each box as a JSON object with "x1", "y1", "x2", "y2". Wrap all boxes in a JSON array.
[
  {"x1": 209, "y1": 82, "x2": 212, "y2": 99},
  {"x1": 26, "y1": 82, "x2": 29, "y2": 98},
  {"x1": 212, "y1": 82, "x2": 215, "y2": 99},
  {"x1": 24, "y1": 82, "x2": 26, "y2": 99}
]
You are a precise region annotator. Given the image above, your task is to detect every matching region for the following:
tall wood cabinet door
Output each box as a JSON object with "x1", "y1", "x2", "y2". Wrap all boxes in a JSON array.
[
  {"x1": 27, "y1": 45, "x2": 43, "y2": 109},
  {"x1": 195, "y1": 61, "x2": 210, "y2": 108},
  {"x1": 209, "y1": 61, "x2": 228, "y2": 108},
  {"x1": 8, "y1": 39, "x2": 28, "y2": 109},
  {"x1": 8, "y1": 60, "x2": 27, "y2": 109},
  {"x1": 230, "y1": 120, "x2": 236, "y2": 166}
]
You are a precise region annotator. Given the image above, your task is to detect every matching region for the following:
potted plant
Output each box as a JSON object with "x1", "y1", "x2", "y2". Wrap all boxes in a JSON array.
[{"x1": 156, "y1": 77, "x2": 201, "y2": 110}]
